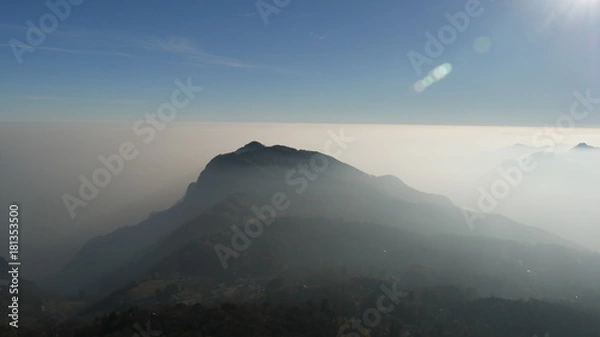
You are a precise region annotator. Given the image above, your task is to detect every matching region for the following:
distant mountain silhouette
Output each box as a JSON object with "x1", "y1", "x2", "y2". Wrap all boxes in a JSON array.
[
  {"x1": 571, "y1": 142, "x2": 599, "y2": 151},
  {"x1": 46, "y1": 142, "x2": 588, "y2": 296},
  {"x1": 507, "y1": 143, "x2": 543, "y2": 150},
  {"x1": 234, "y1": 140, "x2": 266, "y2": 154}
]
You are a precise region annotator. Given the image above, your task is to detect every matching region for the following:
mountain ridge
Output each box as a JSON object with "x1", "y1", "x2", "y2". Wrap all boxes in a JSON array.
[{"x1": 45, "y1": 142, "x2": 587, "y2": 296}]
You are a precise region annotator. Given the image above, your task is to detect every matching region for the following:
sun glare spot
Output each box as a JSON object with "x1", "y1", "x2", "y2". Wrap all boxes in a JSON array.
[{"x1": 413, "y1": 63, "x2": 453, "y2": 93}]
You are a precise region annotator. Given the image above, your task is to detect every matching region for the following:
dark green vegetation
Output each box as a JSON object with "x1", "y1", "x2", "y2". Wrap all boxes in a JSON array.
[{"x1": 4, "y1": 278, "x2": 600, "y2": 336}]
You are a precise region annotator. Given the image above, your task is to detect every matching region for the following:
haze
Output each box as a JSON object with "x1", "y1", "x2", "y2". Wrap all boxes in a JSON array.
[{"x1": 1, "y1": 122, "x2": 598, "y2": 280}]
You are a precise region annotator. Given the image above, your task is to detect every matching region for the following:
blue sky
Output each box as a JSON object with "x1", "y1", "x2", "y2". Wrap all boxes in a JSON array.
[{"x1": 1, "y1": 0, "x2": 599, "y2": 125}]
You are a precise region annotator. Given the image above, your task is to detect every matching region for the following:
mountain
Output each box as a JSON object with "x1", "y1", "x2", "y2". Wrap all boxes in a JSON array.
[
  {"x1": 69, "y1": 207, "x2": 600, "y2": 327},
  {"x1": 46, "y1": 142, "x2": 587, "y2": 296},
  {"x1": 571, "y1": 142, "x2": 600, "y2": 151},
  {"x1": 0, "y1": 257, "x2": 82, "y2": 328},
  {"x1": 478, "y1": 143, "x2": 547, "y2": 162},
  {"x1": 452, "y1": 141, "x2": 600, "y2": 253},
  {"x1": 86, "y1": 193, "x2": 600, "y2": 306}
]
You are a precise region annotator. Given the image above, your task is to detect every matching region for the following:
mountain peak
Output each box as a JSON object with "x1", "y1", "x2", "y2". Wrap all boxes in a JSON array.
[
  {"x1": 571, "y1": 142, "x2": 598, "y2": 151},
  {"x1": 197, "y1": 142, "x2": 322, "y2": 185},
  {"x1": 506, "y1": 143, "x2": 541, "y2": 151},
  {"x1": 235, "y1": 141, "x2": 265, "y2": 154}
]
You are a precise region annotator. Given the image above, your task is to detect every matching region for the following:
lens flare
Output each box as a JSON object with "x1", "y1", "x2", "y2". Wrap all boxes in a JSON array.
[{"x1": 413, "y1": 63, "x2": 453, "y2": 93}]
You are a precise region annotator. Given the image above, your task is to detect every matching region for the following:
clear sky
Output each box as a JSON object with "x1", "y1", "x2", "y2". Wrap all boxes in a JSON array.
[{"x1": 1, "y1": 0, "x2": 599, "y2": 125}]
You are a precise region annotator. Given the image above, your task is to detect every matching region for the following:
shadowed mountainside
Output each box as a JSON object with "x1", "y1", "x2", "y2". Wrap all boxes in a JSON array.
[{"x1": 46, "y1": 142, "x2": 587, "y2": 296}]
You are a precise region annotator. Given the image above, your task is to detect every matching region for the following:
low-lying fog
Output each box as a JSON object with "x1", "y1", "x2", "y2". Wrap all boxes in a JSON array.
[{"x1": 1, "y1": 122, "x2": 598, "y2": 279}]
